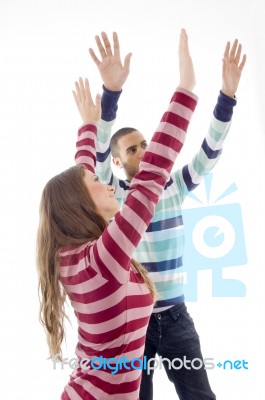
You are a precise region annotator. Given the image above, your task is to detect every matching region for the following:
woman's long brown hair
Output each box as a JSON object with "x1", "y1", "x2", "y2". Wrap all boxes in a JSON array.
[{"x1": 36, "y1": 165, "x2": 156, "y2": 360}]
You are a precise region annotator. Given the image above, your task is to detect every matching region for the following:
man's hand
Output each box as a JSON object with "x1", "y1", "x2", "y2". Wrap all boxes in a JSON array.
[
  {"x1": 72, "y1": 78, "x2": 101, "y2": 125},
  {"x1": 89, "y1": 32, "x2": 132, "y2": 92},
  {"x1": 178, "y1": 29, "x2": 196, "y2": 92},
  {"x1": 222, "y1": 39, "x2": 247, "y2": 98}
]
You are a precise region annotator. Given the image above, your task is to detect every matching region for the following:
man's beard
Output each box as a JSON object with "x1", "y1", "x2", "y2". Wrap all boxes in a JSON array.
[{"x1": 123, "y1": 163, "x2": 139, "y2": 181}]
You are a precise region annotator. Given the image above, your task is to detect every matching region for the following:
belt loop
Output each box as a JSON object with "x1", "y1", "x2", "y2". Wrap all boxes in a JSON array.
[{"x1": 169, "y1": 306, "x2": 179, "y2": 321}]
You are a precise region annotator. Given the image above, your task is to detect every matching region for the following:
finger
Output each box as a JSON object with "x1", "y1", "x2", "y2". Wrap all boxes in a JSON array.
[
  {"x1": 101, "y1": 31, "x2": 113, "y2": 56},
  {"x1": 95, "y1": 93, "x2": 102, "y2": 114},
  {"x1": 179, "y1": 28, "x2": 185, "y2": 49},
  {"x1": 239, "y1": 54, "x2": 247, "y2": 71},
  {"x1": 84, "y1": 78, "x2": 93, "y2": 103},
  {"x1": 181, "y1": 27, "x2": 187, "y2": 35},
  {"x1": 113, "y1": 31, "x2": 120, "y2": 58},
  {"x1": 124, "y1": 52, "x2": 132, "y2": 71},
  {"x1": 179, "y1": 28, "x2": 189, "y2": 56},
  {"x1": 229, "y1": 39, "x2": 238, "y2": 60},
  {"x1": 74, "y1": 81, "x2": 81, "y2": 103},
  {"x1": 89, "y1": 48, "x2": 101, "y2": 66},
  {"x1": 180, "y1": 28, "x2": 187, "y2": 42},
  {"x1": 95, "y1": 34, "x2": 107, "y2": 59},
  {"x1": 234, "y1": 43, "x2": 242, "y2": 65},
  {"x1": 72, "y1": 90, "x2": 80, "y2": 108},
  {"x1": 78, "y1": 77, "x2": 86, "y2": 100},
  {"x1": 223, "y1": 41, "x2": 230, "y2": 61}
]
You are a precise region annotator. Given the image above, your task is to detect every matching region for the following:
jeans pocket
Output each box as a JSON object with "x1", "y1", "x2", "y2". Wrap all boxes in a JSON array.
[{"x1": 175, "y1": 311, "x2": 194, "y2": 330}]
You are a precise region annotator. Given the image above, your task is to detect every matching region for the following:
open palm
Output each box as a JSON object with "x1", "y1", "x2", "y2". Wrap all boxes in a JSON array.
[
  {"x1": 89, "y1": 32, "x2": 132, "y2": 91},
  {"x1": 222, "y1": 39, "x2": 247, "y2": 97}
]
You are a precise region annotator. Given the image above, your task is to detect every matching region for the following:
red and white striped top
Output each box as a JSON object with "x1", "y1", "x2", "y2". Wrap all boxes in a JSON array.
[{"x1": 60, "y1": 88, "x2": 198, "y2": 399}]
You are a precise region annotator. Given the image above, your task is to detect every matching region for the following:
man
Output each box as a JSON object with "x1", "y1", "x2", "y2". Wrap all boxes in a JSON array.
[{"x1": 88, "y1": 30, "x2": 246, "y2": 400}]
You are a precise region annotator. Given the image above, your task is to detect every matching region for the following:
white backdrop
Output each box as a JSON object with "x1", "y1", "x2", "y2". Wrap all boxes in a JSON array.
[{"x1": 0, "y1": 0, "x2": 264, "y2": 399}]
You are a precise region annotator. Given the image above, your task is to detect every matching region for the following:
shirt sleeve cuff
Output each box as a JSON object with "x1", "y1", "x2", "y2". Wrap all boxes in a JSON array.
[
  {"x1": 213, "y1": 91, "x2": 237, "y2": 122},
  {"x1": 101, "y1": 85, "x2": 122, "y2": 122}
]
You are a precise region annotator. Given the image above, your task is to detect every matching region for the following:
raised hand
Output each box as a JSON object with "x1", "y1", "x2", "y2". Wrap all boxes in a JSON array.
[
  {"x1": 178, "y1": 28, "x2": 196, "y2": 92},
  {"x1": 222, "y1": 39, "x2": 247, "y2": 98},
  {"x1": 89, "y1": 32, "x2": 132, "y2": 91},
  {"x1": 72, "y1": 78, "x2": 101, "y2": 125}
]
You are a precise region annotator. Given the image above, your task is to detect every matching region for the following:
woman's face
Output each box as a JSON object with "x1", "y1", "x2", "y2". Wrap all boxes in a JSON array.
[{"x1": 83, "y1": 169, "x2": 120, "y2": 220}]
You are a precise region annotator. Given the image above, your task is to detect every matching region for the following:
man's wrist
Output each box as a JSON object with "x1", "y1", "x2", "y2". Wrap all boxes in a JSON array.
[
  {"x1": 103, "y1": 84, "x2": 123, "y2": 93},
  {"x1": 213, "y1": 91, "x2": 237, "y2": 122},
  {"x1": 221, "y1": 88, "x2": 236, "y2": 98},
  {"x1": 101, "y1": 85, "x2": 122, "y2": 122}
]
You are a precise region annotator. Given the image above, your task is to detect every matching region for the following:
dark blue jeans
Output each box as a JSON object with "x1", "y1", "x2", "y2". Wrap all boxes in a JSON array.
[{"x1": 139, "y1": 303, "x2": 216, "y2": 400}]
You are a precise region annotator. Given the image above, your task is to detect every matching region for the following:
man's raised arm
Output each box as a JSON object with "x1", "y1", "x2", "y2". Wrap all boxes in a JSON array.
[
  {"x1": 89, "y1": 32, "x2": 131, "y2": 186},
  {"x1": 173, "y1": 38, "x2": 247, "y2": 199}
]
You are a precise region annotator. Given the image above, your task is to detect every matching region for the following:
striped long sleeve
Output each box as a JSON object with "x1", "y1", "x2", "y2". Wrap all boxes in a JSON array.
[
  {"x1": 59, "y1": 88, "x2": 198, "y2": 400},
  {"x1": 136, "y1": 91, "x2": 238, "y2": 308},
  {"x1": 95, "y1": 85, "x2": 122, "y2": 185},
  {"x1": 174, "y1": 91, "x2": 237, "y2": 199},
  {"x1": 95, "y1": 89, "x2": 237, "y2": 310}
]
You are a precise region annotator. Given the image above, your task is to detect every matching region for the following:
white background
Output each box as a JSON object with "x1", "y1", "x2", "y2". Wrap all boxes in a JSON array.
[{"x1": 0, "y1": 0, "x2": 264, "y2": 398}]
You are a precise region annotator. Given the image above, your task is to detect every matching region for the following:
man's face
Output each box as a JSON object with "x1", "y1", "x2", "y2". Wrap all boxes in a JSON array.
[{"x1": 113, "y1": 131, "x2": 148, "y2": 181}]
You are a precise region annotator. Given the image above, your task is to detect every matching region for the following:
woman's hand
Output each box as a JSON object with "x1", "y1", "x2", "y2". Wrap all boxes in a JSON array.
[{"x1": 73, "y1": 78, "x2": 101, "y2": 125}]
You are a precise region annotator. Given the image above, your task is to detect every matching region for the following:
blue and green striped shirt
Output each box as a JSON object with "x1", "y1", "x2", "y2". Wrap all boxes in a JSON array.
[{"x1": 96, "y1": 86, "x2": 236, "y2": 310}]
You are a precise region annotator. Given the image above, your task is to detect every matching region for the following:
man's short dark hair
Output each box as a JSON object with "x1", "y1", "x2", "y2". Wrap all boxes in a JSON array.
[{"x1": 110, "y1": 127, "x2": 138, "y2": 157}]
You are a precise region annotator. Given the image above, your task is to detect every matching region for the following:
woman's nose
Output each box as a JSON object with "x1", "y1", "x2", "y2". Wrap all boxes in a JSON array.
[{"x1": 107, "y1": 185, "x2": 115, "y2": 193}]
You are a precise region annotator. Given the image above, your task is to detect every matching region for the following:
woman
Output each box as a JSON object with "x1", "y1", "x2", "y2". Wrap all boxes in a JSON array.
[{"x1": 36, "y1": 30, "x2": 197, "y2": 400}]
